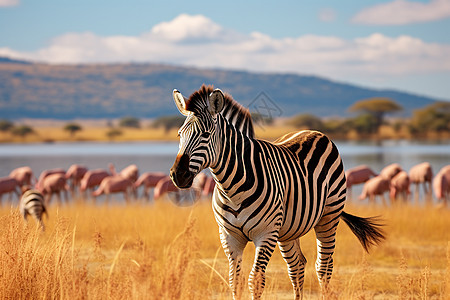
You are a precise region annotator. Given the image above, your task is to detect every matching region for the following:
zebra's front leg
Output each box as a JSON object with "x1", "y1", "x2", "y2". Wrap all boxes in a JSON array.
[
  {"x1": 219, "y1": 228, "x2": 247, "y2": 300},
  {"x1": 278, "y1": 239, "x2": 307, "y2": 299},
  {"x1": 248, "y1": 237, "x2": 278, "y2": 299}
]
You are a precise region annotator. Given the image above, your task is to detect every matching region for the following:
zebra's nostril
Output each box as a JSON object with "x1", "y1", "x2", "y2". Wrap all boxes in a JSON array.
[{"x1": 179, "y1": 153, "x2": 190, "y2": 169}]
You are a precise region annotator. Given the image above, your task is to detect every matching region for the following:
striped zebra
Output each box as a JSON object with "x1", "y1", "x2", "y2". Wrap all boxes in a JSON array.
[
  {"x1": 20, "y1": 189, "x2": 47, "y2": 231},
  {"x1": 170, "y1": 85, "x2": 385, "y2": 299}
]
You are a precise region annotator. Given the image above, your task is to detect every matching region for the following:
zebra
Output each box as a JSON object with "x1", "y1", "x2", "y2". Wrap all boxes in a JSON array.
[
  {"x1": 20, "y1": 189, "x2": 47, "y2": 231},
  {"x1": 169, "y1": 85, "x2": 385, "y2": 299}
]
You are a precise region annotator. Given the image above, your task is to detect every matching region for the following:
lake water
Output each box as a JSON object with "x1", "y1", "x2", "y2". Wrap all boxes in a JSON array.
[{"x1": 0, "y1": 140, "x2": 449, "y2": 201}]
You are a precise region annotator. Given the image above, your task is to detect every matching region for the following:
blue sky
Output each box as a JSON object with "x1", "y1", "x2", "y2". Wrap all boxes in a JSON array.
[{"x1": 1, "y1": 0, "x2": 450, "y2": 100}]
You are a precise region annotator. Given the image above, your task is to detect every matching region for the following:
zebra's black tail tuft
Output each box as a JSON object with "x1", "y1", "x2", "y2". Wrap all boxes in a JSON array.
[
  {"x1": 43, "y1": 205, "x2": 49, "y2": 219},
  {"x1": 341, "y1": 211, "x2": 386, "y2": 253}
]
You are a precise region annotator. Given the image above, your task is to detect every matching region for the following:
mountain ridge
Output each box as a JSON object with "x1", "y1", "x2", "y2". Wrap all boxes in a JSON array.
[{"x1": 0, "y1": 57, "x2": 443, "y2": 120}]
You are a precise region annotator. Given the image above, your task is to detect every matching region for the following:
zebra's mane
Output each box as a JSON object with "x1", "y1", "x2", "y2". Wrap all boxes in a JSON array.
[{"x1": 185, "y1": 85, "x2": 255, "y2": 139}]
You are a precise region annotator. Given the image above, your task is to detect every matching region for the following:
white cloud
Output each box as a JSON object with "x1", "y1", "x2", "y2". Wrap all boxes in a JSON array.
[
  {"x1": 352, "y1": 0, "x2": 450, "y2": 25},
  {"x1": 0, "y1": 13, "x2": 449, "y2": 88},
  {"x1": 0, "y1": 0, "x2": 19, "y2": 7},
  {"x1": 150, "y1": 14, "x2": 225, "y2": 42}
]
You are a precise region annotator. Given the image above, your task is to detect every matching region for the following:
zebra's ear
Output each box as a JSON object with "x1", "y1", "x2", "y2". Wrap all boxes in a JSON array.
[
  {"x1": 173, "y1": 89, "x2": 189, "y2": 116},
  {"x1": 208, "y1": 89, "x2": 225, "y2": 116}
]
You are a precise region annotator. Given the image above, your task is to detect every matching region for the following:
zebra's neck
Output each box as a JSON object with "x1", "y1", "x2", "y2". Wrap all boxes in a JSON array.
[
  {"x1": 221, "y1": 101, "x2": 255, "y2": 139},
  {"x1": 210, "y1": 115, "x2": 256, "y2": 204}
]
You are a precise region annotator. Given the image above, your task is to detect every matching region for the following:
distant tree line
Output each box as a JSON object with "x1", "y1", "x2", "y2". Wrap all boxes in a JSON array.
[
  {"x1": 285, "y1": 98, "x2": 450, "y2": 140},
  {"x1": 0, "y1": 115, "x2": 183, "y2": 138},
  {"x1": 1, "y1": 98, "x2": 448, "y2": 141},
  {"x1": 0, "y1": 120, "x2": 35, "y2": 138}
]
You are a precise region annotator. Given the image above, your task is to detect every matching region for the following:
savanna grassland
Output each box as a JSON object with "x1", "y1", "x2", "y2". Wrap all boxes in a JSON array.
[
  {"x1": 0, "y1": 124, "x2": 298, "y2": 143},
  {"x1": 0, "y1": 126, "x2": 179, "y2": 143},
  {"x1": 1, "y1": 197, "x2": 449, "y2": 300},
  {"x1": 0, "y1": 123, "x2": 435, "y2": 144}
]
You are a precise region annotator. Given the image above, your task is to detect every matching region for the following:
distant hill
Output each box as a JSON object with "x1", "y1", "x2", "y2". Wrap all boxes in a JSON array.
[
  {"x1": 0, "y1": 57, "x2": 31, "y2": 65},
  {"x1": 0, "y1": 57, "x2": 443, "y2": 120}
]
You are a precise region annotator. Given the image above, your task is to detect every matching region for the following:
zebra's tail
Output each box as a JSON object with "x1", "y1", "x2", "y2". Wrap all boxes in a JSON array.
[
  {"x1": 43, "y1": 205, "x2": 49, "y2": 220},
  {"x1": 340, "y1": 211, "x2": 386, "y2": 252}
]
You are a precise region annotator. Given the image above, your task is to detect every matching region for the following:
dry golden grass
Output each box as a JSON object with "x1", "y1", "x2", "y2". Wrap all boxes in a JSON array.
[
  {"x1": 0, "y1": 125, "x2": 297, "y2": 143},
  {"x1": 0, "y1": 127, "x2": 181, "y2": 143},
  {"x1": 1, "y1": 199, "x2": 449, "y2": 299},
  {"x1": 1, "y1": 123, "x2": 449, "y2": 144}
]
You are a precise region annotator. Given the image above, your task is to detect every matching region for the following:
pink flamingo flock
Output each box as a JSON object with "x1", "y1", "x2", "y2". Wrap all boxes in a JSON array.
[
  {"x1": 348, "y1": 162, "x2": 449, "y2": 205},
  {"x1": 1, "y1": 162, "x2": 449, "y2": 207},
  {"x1": 0, "y1": 163, "x2": 216, "y2": 206}
]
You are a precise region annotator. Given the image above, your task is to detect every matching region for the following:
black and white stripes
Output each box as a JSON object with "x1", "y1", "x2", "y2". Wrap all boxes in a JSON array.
[
  {"x1": 20, "y1": 189, "x2": 47, "y2": 231},
  {"x1": 170, "y1": 85, "x2": 385, "y2": 299}
]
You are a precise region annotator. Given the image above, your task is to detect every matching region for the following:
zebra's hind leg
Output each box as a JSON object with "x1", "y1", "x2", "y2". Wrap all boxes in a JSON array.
[
  {"x1": 314, "y1": 212, "x2": 340, "y2": 292},
  {"x1": 219, "y1": 228, "x2": 247, "y2": 300},
  {"x1": 37, "y1": 217, "x2": 45, "y2": 231},
  {"x1": 278, "y1": 239, "x2": 307, "y2": 299}
]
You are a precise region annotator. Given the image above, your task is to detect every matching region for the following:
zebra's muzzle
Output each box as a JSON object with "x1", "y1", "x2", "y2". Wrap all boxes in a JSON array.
[
  {"x1": 170, "y1": 168, "x2": 194, "y2": 189},
  {"x1": 170, "y1": 153, "x2": 195, "y2": 189}
]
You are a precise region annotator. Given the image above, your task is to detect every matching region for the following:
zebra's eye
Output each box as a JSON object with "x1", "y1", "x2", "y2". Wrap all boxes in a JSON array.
[{"x1": 201, "y1": 132, "x2": 210, "y2": 139}]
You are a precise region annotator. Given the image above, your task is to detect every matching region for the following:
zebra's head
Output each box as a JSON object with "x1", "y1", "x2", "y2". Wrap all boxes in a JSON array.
[{"x1": 170, "y1": 86, "x2": 224, "y2": 189}]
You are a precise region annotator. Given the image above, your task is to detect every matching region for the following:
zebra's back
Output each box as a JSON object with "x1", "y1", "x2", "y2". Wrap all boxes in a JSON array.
[{"x1": 272, "y1": 130, "x2": 347, "y2": 241}]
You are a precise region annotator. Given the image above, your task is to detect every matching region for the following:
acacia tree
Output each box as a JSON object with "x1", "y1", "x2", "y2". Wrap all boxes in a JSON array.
[
  {"x1": 288, "y1": 113, "x2": 325, "y2": 132},
  {"x1": 0, "y1": 119, "x2": 13, "y2": 132},
  {"x1": 151, "y1": 115, "x2": 185, "y2": 133},
  {"x1": 106, "y1": 128, "x2": 123, "y2": 140},
  {"x1": 64, "y1": 123, "x2": 82, "y2": 137},
  {"x1": 349, "y1": 97, "x2": 402, "y2": 134},
  {"x1": 119, "y1": 116, "x2": 141, "y2": 129},
  {"x1": 11, "y1": 125, "x2": 34, "y2": 138},
  {"x1": 410, "y1": 101, "x2": 450, "y2": 134}
]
